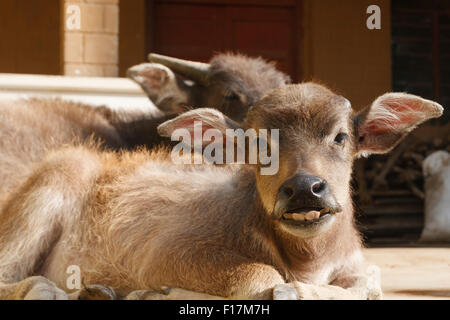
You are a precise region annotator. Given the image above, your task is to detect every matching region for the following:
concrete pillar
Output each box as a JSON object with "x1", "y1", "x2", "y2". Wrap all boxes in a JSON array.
[{"x1": 63, "y1": 0, "x2": 119, "y2": 77}]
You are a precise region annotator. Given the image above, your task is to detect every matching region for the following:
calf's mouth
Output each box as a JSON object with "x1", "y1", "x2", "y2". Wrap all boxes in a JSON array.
[{"x1": 281, "y1": 207, "x2": 337, "y2": 226}]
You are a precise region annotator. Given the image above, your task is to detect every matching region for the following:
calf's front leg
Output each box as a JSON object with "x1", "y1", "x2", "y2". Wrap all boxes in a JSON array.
[
  {"x1": 124, "y1": 255, "x2": 381, "y2": 300},
  {"x1": 124, "y1": 249, "x2": 288, "y2": 300},
  {"x1": 125, "y1": 251, "x2": 382, "y2": 300}
]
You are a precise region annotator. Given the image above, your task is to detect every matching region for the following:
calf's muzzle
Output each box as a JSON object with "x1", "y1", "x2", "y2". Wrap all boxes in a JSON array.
[{"x1": 275, "y1": 174, "x2": 342, "y2": 217}]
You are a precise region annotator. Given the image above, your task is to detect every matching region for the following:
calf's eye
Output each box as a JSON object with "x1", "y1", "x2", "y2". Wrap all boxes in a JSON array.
[
  {"x1": 334, "y1": 133, "x2": 348, "y2": 145},
  {"x1": 225, "y1": 93, "x2": 239, "y2": 101}
]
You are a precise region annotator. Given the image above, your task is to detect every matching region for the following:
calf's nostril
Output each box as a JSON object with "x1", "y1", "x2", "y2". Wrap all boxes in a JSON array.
[
  {"x1": 281, "y1": 186, "x2": 295, "y2": 199},
  {"x1": 311, "y1": 181, "x2": 326, "y2": 196}
]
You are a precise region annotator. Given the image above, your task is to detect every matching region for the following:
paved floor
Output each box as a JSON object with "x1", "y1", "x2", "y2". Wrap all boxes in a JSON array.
[{"x1": 364, "y1": 248, "x2": 450, "y2": 300}]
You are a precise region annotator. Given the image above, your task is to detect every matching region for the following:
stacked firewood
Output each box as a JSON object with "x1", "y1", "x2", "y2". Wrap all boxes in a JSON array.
[{"x1": 353, "y1": 122, "x2": 450, "y2": 245}]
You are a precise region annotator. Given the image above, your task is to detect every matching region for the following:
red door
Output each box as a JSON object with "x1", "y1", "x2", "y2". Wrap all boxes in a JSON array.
[
  {"x1": 147, "y1": 0, "x2": 302, "y2": 81},
  {"x1": 0, "y1": 0, "x2": 61, "y2": 75}
]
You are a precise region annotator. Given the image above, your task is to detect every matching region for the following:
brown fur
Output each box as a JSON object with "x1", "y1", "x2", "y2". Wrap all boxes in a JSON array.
[
  {"x1": 0, "y1": 83, "x2": 442, "y2": 300},
  {"x1": 0, "y1": 98, "x2": 124, "y2": 199},
  {"x1": 203, "y1": 53, "x2": 291, "y2": 121}
]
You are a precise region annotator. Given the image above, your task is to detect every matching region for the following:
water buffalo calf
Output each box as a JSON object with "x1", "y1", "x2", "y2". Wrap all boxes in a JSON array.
[{"x1": 0, "y1": 83, "x2": 442, "y2": 299}]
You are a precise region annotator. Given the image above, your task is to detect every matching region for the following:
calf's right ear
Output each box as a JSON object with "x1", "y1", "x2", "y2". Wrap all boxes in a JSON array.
[{"x1": 355, "y1": 93, "x2": 443, "y2": 156}]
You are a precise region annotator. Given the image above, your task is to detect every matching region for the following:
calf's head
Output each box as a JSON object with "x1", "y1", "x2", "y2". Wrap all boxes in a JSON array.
[
  {"x1": 127, "y1": 53, "x2": 290, "y2": 122},
  {"x1": 159, "y1": 83, "x2": 443, "y2": 239}
]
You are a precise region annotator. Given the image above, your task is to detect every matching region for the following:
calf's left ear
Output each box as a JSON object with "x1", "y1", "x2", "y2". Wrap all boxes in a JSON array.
[
  {"x1": 355, "y1": 93, "x2": 443, "y2": 156},
  {"x1": 157, "y1": 108, "x2": 241, "y2": 147}
]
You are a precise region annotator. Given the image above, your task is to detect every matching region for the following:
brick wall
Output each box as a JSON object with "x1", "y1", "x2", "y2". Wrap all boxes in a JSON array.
[{"x1": 64, "y1": 0, "x2": 119, "y2": 77}]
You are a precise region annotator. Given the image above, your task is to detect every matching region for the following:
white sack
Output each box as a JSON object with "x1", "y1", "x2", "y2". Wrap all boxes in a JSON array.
[{"x1": 420, "y1": 150, "x2": 450, "y2": 242}]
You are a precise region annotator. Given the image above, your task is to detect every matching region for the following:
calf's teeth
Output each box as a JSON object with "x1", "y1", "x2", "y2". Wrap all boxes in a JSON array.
[
  {"x1": 284, "y1": 210, "x2": 325, "y2": 221},
  {"x1": 292, "y1": 213, "x2": 305, "y2": 221},
  {"x1": 305, "y1": 210, "x2": 320, "y2": 221},
  {"x1": 283, "y1": 213, "x2": 306, "y2": 221}
]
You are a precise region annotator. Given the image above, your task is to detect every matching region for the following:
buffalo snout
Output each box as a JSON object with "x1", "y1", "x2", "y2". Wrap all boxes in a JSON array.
[{"x1": 275, "y1": 174, "x2": 342, "y2": 218}]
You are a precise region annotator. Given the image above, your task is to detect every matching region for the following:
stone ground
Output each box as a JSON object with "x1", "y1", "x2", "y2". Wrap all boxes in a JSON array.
[{"x1": 364, "y1": 247, "x2": 450, "y2": 300}]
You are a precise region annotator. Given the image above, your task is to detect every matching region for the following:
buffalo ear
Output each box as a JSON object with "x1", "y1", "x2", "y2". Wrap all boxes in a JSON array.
[
  {"x1": 157, "y1": 108, "x2": 241, "y2": 147},
  {"x1": 355, "y1": 93, "x2": 443, "y2": 156},
  {"x1": 127, "y1": 63, "x2": 190, "y2": 115}
]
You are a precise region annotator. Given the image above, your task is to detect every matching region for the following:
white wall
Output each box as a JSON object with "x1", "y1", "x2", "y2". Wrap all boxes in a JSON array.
[{"x1": 0, "y1": 73, "x2": 159, "y2": 115}]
